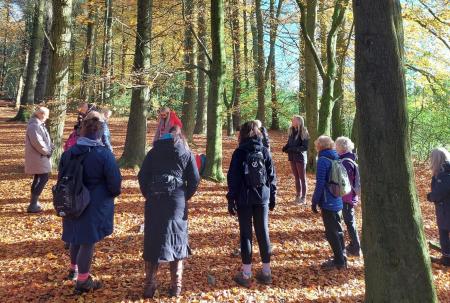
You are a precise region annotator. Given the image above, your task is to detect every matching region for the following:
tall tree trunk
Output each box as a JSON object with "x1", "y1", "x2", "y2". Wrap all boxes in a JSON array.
[
  {"x1": 15, "y1": 51, "x2": 28, "y2": 110},
  {"x1": 101, "y1": 0, "x2": 113, "y2": 104},
  {"x1": 269, "y1": 0, "x2": 279, "y2": 130},
  {"x1": 181, "y1": 0, "x2": 196, "y2": 141},
  {"x1": 194, "y1": 0, "x2": 207, "y2": 135},
  {"x1": 304, "y1": 0, "x2": 318, "y2": 171},
  {"x1": 298, "y1": 20, "x2": 305, "y2": 114},
  {"x1": 14, "y1": 0, "x2": 45, "y2": 121},
  {"x1": 15, "y1": 12, "x2": 32, "y2": 110},
  {"x1": 354, "y1": 1, "x2": 437, "y2": 301},
  {"x1": 34, "y1": 1, "x2": 53, "y2": 104},
  {"x1": 120, "y1": 4, "x2": 126, "y2": 82},
  {"x1": 250, "y1": 2, "x2": 258, "y2": 89},
  {"x1": 80, "y1": 4, "x2": 97, "y2": 102},
  {"x1": 0, "y1": 0, "x2": 10, "y2": 93},
  {"x1": 204, "y1": 0, "x2": 225, "y2": 182},
  {"x1": 224, "y1": 88, "x2": 233, "y2": 136},
  {"x1": 254, "y1": 0, "x2": 265, "y2": 124},
  {"x1": 242, "y1": 0, "x2": 250, "y2": 89},
  {"x1": 319, "y1": 0, "x2": 327, "y2": 68},
  {"x1": 119, "y1": 0, "x2": 152, "y2": 168},
  {"x1": 47, "y1": 0, "x2": 73, "y2": 168},
  {"x1": 230, "y1": 0, "x2": 241, "y2": 131}
]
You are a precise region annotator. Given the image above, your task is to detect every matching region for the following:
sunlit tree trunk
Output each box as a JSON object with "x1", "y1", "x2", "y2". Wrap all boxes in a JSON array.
[
  {"x1": 80, "y1": 4, "x2": 97, "y2": 103},
  {"x1": 101, "y1": 0, "x2": 113, "y2": 104},
  {"x1": 269, "y1": 0, "x2": 279, "y2": 130},
  {"x1": 242, "y1": 0, "x2": 250, "y2": 89},
  {"x1": 354, "y1": 1, "x2": 437, "y2": 301},
  {"x1": 119, "y1": 0, "x2": 152, "y2": 168},
  {"x1": 194, "y1": 0, "x2": 207, "y2": 135},
  {"x1": 254, "y1": 0, "x2": 265, "y2": 124},
  {"x1": 332, "y1": 19, "x2": 347, "y2": 139},
  {"x1": 230, "y1": 0, "x2": 241, "y2": 131},
  {"x1": 0, "y1": 0, "x2": 10, "y2": 92}
]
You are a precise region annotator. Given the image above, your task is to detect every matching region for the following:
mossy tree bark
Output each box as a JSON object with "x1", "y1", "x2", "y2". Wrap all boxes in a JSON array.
[
  {"x1": 80, "y1": 3, "x2": 97, "y2": 103},
  {"x1": 229, "y1": 0, "x2": 241, "y2": 132},
  {"x1": 194, "y1": 0, "x2": 207, "y2": 135}
]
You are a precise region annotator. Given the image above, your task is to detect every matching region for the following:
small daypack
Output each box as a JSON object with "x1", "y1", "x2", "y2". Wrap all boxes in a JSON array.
[
  {"x1": 342, "y1": 158, "x2": 361, "y2": 195},
  {"x1": 243, "y1": 150, "x2": 267, "y2": 188},
  {"x1": 321, "y1": 157, "x2": 352, "y2": 197},
  {"x1": 52, "y1": 150, "x2": 90, "y2": 219},
  {"x1": 148, "y1": 174, "x2": 183, "y2": 195}
]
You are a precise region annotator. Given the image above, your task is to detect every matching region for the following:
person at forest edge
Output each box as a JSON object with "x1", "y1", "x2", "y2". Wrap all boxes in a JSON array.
[
  {"x1": 60, "y1": 112, "x2": 122, "y2": 294},
  {"x1": 226, "y1": 121, "x2": 277, "y2": 288},
  {"x1": 335, "y1": 137, "x2": 361, "y2": 257},
  {"x1": 24, "y1": 106, "x2": 53, "y2": 213},
  {"x1": 138, "y1": 126, "x2": 200, "y2": 298},
  {"x1": 282, "y1": 115, "x2": 309, "y2": 205},
  {"x1": 254, "y1": 119, "x2": 270, "y2": 150},
  {"x1": 100, "y1": 108, "x2": 113, "y2": 152},
  {"x1": 427, "y1": 147, "x2": 450, "y2": 267},
  {"x1": 153, "y1": 107, "x2": 183, "y2": 143},
  {"x1": 311, "y1": 136, "x2": 347, "y2": 270}
]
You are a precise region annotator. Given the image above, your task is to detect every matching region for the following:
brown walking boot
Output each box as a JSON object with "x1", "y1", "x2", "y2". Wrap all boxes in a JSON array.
[
  {"x1": 143, "y1": 262, "x2": 159, "y2": 299},
  {"x1": 169, "y1": 260, "x2": 183, "y2": 297}
]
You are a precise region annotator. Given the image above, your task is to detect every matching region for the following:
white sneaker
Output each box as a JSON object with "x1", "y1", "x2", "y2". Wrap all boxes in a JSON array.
[
  {"x1": 300, "y1": 197, "x2": 306, "y2": 205},
  {"x1": 294, "y1": 196, "x2": 301, "y2": 204}
]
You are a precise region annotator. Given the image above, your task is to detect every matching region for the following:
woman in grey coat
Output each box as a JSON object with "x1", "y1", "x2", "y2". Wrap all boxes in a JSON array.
[{"x1": 24, "y1": 107, "x2": 53, "y2": 213}]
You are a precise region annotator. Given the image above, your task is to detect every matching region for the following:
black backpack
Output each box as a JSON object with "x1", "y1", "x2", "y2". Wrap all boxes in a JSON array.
[
  {"x1": 243, "y1": 150, "x2": 267, "y2": 188},
  {"x1": 52, "y1": 150, "x2": 91, "y2": 219},
  {"x1": 148, "y1": 174, "x2": 182, "y2": 195}
]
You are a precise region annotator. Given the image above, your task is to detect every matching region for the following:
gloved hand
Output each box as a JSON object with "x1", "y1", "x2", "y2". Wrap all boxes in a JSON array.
[
  {"x1": 311, "y1": 203, "x2": 319, "y2": 214},
  {"x1": 269, "y1": 198, "x2": 276, "y2": 211},
  {"x1": 228, "y1": 199, "x2": 237, "y2": 216}
]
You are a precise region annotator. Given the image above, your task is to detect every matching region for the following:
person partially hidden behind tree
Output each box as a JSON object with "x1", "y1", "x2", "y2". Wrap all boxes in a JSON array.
[
  {"x1": 24, "y1": 106, "x2": 53, "y2": 213},
  {"x1": 226, "y1": 121, "x2": 277, "y2": 288},
  {"x1": 311, "y1": 136, "x2": 347, "y2": 270},
  {"x1": 138, "y1": 126, "x2": 200, "y2": 298},
  {"x1": 427, "y1": 147, "x2": 450, "y2": 267}
]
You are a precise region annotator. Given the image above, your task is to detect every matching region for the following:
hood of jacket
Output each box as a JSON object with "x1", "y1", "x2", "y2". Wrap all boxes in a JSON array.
[
  {"x1": 238, "y1": 137, "x2": 263, "y2": 153},
  {"x1": 319, "y1": 148, "x2": 339, "y2": 160},
  {"x1": 339, "y1": 152, "x2": 356, "y2": 161},
  {"x1": 70, "y1": 137, "x2": 104, "y2": 155},
  {"x1": 153, "y1": 137, "x2": 188, "y2": 157},
  {"x1": 28, "y1": 116, "x2": 44, "y2": 126}
]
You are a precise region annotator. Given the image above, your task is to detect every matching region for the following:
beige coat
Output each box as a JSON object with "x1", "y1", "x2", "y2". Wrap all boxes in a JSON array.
[{"x1": 24, "y1": 117, "x2": 52, "y2": 174}]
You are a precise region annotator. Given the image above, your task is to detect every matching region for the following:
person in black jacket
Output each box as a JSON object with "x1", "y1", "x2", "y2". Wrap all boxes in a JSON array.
[
  {"x1": 138, "y1": 126, "x2": 200, "y2": 298},
  {"x1": 227, "y1": 121, "x2": 277, "y2": 288},
  {"x1": 282, "y1": 115, "x2": 309, "y2": 205},
  {"x1": 427, "y1": 147, "x2": 450, "y2": 267}
]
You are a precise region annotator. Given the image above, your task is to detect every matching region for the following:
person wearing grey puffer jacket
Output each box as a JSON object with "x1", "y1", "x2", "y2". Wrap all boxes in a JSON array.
[{"x1": 24, "y1": 107, "x2": 53, "y2": 213}]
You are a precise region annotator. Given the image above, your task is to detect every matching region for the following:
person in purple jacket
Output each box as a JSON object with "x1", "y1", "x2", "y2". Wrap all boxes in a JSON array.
[
  {"x1": 311, "y1": 136, "x2": 346, "y2": 270},
  {"x1": 336, "y1": 137, "x2": 361, "y2": 257}
]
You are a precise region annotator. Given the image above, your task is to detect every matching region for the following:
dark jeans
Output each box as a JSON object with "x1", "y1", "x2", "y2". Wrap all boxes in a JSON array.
[
  {"x1": 237, "y1": 204, "x2": 271, "y2": 264},
  {"x1": 342, "y1": 203, "x2": 361, "y2": 250},
  {"x1": 70, "y1": 244, "x2": 95, "y2": 274},
  {"x1": 31, "y1": 173, "x2": 49, "y2": 196},
  {"x1": 321, "y1": 209, "x2": 346, "y2": 265},
  {"x1": 290, "y1": 161, "x2": 307, "y2": 198},
  {"x1": 439, "y1": 229, "x2": 450, "y2": 257}
]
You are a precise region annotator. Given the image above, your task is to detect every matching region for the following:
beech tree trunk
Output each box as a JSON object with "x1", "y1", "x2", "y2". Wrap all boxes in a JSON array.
[
  {"x1": 354, "y1": 0, "x2": 437, "y2": 301},
  {"x1": 254, "y1": 0, "x2": 265, "y2": 124},
  {"x1": 230, "y1": 0, "x2": 241, "y2": 131},
  {"x1": 119, "y1": 0, "x2": 152, "y2": 168},
  {"x1": 332, "y1": 19, "x2": 347, "y2": 139},
  {"x1": 80, "y1": 4, "x2": 97, "y2": 103},
  {"x1": 194, "y1": 0, "x2": 207, "y2": 135},
  {"x1": 47, "y1": 0, "x2": 73, "y2": 168},
  {"x1": 269, "y1": 0, "x2": 279, "y2": 130},
  {"x1": 242, "y1": 0, "x2": 250, "y2": 89},
  {"x1": 181, "y1": 0, "x2": 197, "y2": 141},
  {"x1": 101, "y1": 0, "x2": 113, "y2": 104},
  {"x1": 204, "y1": 0, "x2": 225, "y2": 182},
  {"x1": 0, "y1": 0, "x2": 10, "y2": 93}
]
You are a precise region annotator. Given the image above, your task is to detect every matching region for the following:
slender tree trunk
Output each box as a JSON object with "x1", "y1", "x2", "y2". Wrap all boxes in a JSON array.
[
  {"x1": 230, "y1": 0, "x2": 241, "y2": 131},
  {"x1": 14, "y1": 0, "x2": 45, "y2": 121},
  {"x1": 204, "y1": 0, "x2": 225, "y2": 181},
  {"x1": 181, "y1": 0, "x2": 197, "y2": 141},
  {"x1": 119, "y1": 0, "x2": 152, "y2": 168},
  {"x1": 298, "y1": 21, "x2": 305, "y2": 113},
  {"x1": 332, "y1": 19, "x2": 346, "y2": 138},
  {"x1": 194, "y1": 0, "x2": 207, "y2": 134},
  {"x1": 120, "y1": 5, "x2": 126, "y2": 82},
  {"x1": 250, "y1": 2, "x2": 258, "y2": 89},
  {"x1": 101, "y1": 0, "x2": 113, "y2": 104},
  {"x1": 0, "y1": 0, "x2": 10, "y2": 93},
  {"x1": 254, "y1": 0, "x2": 265, "y2": 124},
  {"x1": 242, "y1": 0, "x2": 250, "y2": 89},
  {"x1": 80, "y1": 5, "x2": 97, "y2": 102},
  {"x1": 15, "y1": 52, "x2": 28, "y2": 109},
  {"x1": 269, "y1": 0, "x2": 279, "y2": 130},
  {"x1": 34, "y1": 1, "x2": 53, "y2": 104},
  {"x1": 354, "y1": 1, "x2": 437, "y2": 301},
  {"x1": 47, "y1": 0, "x2": 73, "y2": 168},
  {"x1": 224, "y1": 88, "x2": 233, "y2": 136},
  {"x1": 319, "y1": 0, "x2": 327, "y2": 68},
  {"x1": 304, "y1": 0, "x2": 318, "y2": 171}
]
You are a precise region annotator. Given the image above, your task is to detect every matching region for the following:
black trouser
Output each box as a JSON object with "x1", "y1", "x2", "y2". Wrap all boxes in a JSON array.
[
  {"x1": 342, "y1": 203, "x2": 361, "y2": 250},
  {"x1": 70, "y1": 244, "x2": 95, "y2": 274},
  {"x1": 439, "y1": 229, "x2": 450, "y2": 257},
  {"x1": 321, "y1": 209, "x2": 346, "y2": 265},
  {"x1": 237, "y1": 204, "x2": 271, "y2": 264},
  {"x1": 31, "y1": 173, "x2": 49, "y2": 196}
]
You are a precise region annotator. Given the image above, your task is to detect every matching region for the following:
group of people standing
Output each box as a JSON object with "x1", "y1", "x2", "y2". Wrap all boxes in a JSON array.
[{"x1": 22, "y1": 105, "x2": 450, "y2": 298}]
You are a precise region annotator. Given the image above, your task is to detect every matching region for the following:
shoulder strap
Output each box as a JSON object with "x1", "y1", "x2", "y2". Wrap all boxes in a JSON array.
[{"x1": 342, "y1": 158, "x2": 358, "y2": 167}]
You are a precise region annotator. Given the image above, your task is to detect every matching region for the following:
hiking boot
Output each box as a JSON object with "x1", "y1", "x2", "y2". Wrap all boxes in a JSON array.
[
  {"x1": 65, "y1": 269, "x2": 78, "y2": 281},
  {"x1": 321, "y1": 259, "x2": 347, "y2": 270},
  {"x1": 74, "y1": 276, "x2": 102, "y2": 294},
  {"x1": 255, "y1": 270, "x2": 272, "y2": 285},
  {"x1": 143, "y1": 262, "x2": 159, "y2": 299},
  {"x1": 233, "y1": 271, "x2": 252, "y2": 288},
  {"x1": 27, "y1": 194, "x2": 43, "y2": 213},
  {"x1": 346, "y1": 245, "x2": 361, "y2": 257},
  {"x1": 169, "y1": 260, "x2": 183, "y2": 297}
]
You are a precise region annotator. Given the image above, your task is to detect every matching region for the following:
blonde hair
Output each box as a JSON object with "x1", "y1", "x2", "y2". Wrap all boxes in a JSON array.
[
  {"x1": 289, "y1": 115, "x2": 309, "y2": 140},
  {"x1": 430, "y1": 147, "x2": 450, "y2": 177},
  {"x1": 254, "y1": 119, "x2": 262, "y2": 128},
  {"x1": 33, "y1": 106, "x2": 49, "y2": 117},
  {"x1": 314, "y1": 135, "x2": 335, "y2": 152},
  {"x1": 335, "y1": 136, "x2": 355, "y2": 154}
]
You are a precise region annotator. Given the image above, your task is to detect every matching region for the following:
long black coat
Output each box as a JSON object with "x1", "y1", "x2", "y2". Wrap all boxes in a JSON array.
[
  {"x1": 138, "y1": 138, "x2": 200, "y2": 263},
  {"x1": 427, "y1": 161, "x2": 450, "y2": 231},
  {"x1": 282, "y1": 128, "x2": 308, "y2": 163},
  {"x1": 226, "y1": 137, "x2": 277, "y2": 208}
]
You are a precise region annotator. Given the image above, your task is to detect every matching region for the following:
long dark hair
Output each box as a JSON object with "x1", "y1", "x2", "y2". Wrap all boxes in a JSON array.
[{"x1": 239, "y1": 121, "x2": 262, "y2": 144}]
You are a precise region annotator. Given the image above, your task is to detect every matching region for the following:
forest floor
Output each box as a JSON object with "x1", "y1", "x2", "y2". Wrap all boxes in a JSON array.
[{"x1": 0, "y1": 105, "x2": 448, "y2": 303}]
